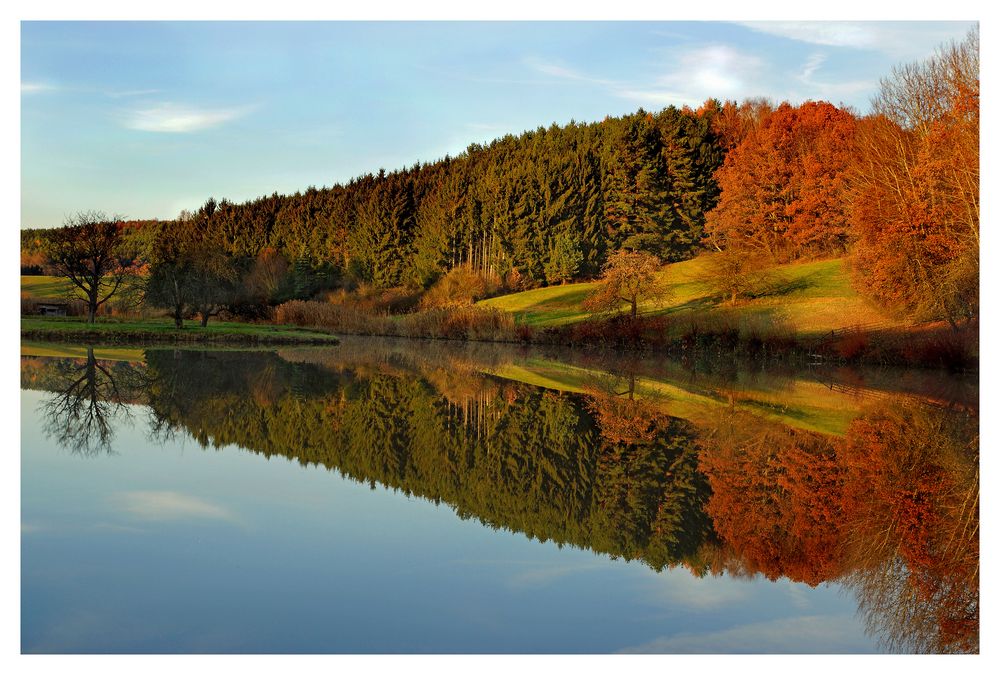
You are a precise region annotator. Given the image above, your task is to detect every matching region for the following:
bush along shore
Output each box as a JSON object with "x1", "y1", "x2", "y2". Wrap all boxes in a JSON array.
[
  {"x1": 271, "y1": 300, "x2": 978, "y2": 372},
  {"x1": 20, "y1": 317, "x2": 339, "y2": 346}
]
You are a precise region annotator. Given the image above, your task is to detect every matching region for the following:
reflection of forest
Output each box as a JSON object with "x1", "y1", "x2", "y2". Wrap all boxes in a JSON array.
[{"x1": 21, "y1": 344, "x2": 978, "y2": 653}]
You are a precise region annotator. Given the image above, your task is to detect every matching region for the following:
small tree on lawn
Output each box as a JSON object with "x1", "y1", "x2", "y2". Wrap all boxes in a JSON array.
[
  {"x1": 583, "y1": 250, "x2": 671, "y2": 319},
  {"x1": 701, "y1": 247, "x2": 773, "y2": 306}
]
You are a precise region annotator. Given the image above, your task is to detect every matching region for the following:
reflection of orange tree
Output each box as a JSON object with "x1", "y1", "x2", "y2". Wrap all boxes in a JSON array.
[
  {"x1": 583, "y1": 372, "x2": 667, "y2": 445},
  {"x1": 698, "y1": 400, "x2": 978, "y2": 653},
  {"x1": 839, "y1": 403, "x2": 978, "y2": 654},
  {"x1": 697, "y1": 409, "x2": 847, "y2": 586}
]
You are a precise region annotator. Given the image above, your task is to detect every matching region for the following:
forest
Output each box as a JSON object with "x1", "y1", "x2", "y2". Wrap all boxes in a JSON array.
[{"x1": 20, "y1": 29, "x2": 979, "y2": 355}]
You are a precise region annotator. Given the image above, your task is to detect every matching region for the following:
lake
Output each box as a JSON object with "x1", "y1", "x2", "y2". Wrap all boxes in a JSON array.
[{"x1": 20, "y1": 337, "x2": 979, "y2": 654}]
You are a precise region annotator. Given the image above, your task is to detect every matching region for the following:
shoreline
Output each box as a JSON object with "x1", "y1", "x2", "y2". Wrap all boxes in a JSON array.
[{"x1": 20, "y1": 318, "x2": 339, "y2": 347}]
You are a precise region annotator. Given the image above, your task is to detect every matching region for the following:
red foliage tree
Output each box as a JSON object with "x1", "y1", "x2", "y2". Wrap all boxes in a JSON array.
[{"x1": 705, "y1": 101, "x2": 857, "y2": 261}]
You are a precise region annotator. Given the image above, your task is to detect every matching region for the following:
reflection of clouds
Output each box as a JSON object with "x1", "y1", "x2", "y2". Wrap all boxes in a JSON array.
[
  {"x1": 619, "y1": 614, "x2": 872, "y2": 653},
  {"x1": 23, "y1": 608, "x2": 107, "y2": 654},
  {"x1": 642, "y1": 571, "x2": 751, "y2": 610},
  {"x1": 452, "y1": 557, "x2": 608, "y2": 589},
  {"x1": 91, "y1": 522, "x2": 148, "y2": 535},
  {"x1": 110, "y1": 491, "x2": 239, "y2": 526},
  {"x1": 506, "y1": 562, "x2": 606, "y2": 589}
]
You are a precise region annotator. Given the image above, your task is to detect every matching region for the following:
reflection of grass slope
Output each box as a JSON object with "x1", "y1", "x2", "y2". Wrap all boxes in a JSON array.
[
  {"x1": 20, "y1": 342, "x2": 146, "y2": 362},
  {"x1": 21, "y1": 316, "x2": 339, "y2": 344},
  {"x1": 488, "y1": 358, "x2": 859, "y2": 436},
  {"x1": 480, "y1": 255, "x2": 897, "y2": 336}
]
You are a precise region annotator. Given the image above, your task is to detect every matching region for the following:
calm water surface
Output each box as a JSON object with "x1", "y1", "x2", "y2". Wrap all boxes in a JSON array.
[{"x1": 20, "y1": 337, "x2": 978, "y2": 654}]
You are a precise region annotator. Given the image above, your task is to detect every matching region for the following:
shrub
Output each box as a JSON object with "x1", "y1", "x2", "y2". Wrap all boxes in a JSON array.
[{"x1": 419, "y1": 266, "x2": 494, "y2": 309}]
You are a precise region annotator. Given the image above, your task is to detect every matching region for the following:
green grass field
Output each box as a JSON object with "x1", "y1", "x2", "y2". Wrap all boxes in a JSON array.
[{"x1": 479, "y1": 255, "x2": 898, "y2": 336}]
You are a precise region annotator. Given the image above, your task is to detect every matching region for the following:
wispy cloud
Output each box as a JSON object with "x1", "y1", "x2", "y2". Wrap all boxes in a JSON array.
[
  {"x1": 106, "y1": 88, "x2": 160, "y2": 99},
  {"x1": 21, "y1": 81, "x2": 56, "y2": 94},
  {"x1": 800, "y1": 53, "x2": 827, "y2": 81},
  {"x1": 792, "y1": 52, "x2": 875, "y2": 104},
  {"x1": 737, "y1": 21, "x2": 974, "y2": 59},
  {"x1": 527, "y1": 44, "x2": 766, "y2": 109},
  {"x1": 522, "y1": 57, "x2": 616, "y2": 87},
  {"x1": 122, "y1": 103, "x2": 253, "y2": 133},
  {"x1": 527, "y1": 42, "x2": 879, "y2": 110},
  {"x1": 619, "y1": 614, "x2": 872, "y2": 654},
  {"x1": 739, "y1": 21, "x2": 881, "y2": 50},
  {"x1": 110, "y1": 490, "x2": 239, "y2": 524}
]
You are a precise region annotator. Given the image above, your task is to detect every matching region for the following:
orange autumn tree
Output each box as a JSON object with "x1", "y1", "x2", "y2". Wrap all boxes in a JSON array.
[
  {"x1": 849, "y1": 29, "x2": 979, "y2": 328},
  {"x1": 705, "y1": 101, "x2": 857, "y2": 261}
]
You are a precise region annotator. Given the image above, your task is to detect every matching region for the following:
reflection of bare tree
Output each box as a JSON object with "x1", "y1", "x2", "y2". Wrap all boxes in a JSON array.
[
  {"x1": 844, "y1": 553, "x2": 978, "y2": 654},
  {"x1": 39, "y1": 347, "x2": 142, "y2": 456},
  {"x1": 583, "y1": 368, "x2": 670, "y2": 445},
  {"x1": 837, "y1": 402, "x2": 978, "y2": 653}
]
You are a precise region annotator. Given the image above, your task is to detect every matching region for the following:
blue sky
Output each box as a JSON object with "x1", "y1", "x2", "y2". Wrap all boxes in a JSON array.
[{"x1": 20, "y1": 20, "x2": 976, "y2": 228}]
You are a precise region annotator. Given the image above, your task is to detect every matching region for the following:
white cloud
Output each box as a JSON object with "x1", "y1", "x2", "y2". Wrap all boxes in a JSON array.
[
  {"x1": 739, "y1": 21, "x2": 881, "y2": 49},
  {"x1": 110, "y1": 490, "x2": 239, "y2": 524},
  {"x1": 737, "y1": 21, "x2": 975, "y2": 60},
  {"x1": 523, "y1": 57, "x2": 616, "y2": 87},
  {"x1": 21, "y1": 82, "x2": 56, "y2": 94},
  {"x1": 526, "y1": 45, "x2": 765, "y2": 110},
  {"x1": 800, "y1": 53, "x2": 827, "y2": 81},
  {"x1": 618, "y1": 45, "x2": 768, "y2": 109},
  {"x1": 123, "y1": 103, "x2": 252, "y2": 133},
  {"x1": 619, "y1": 614, "x2": 872, "y2": 653},
  {"x1": 642, "y1": 570, "x2": 752, "y2": 611},
  {"x1": 792, "y1": 52, "x2": 875, "y2": 104},
  {"x1": 106, "y1": 88, "x2": 161, "y2": 99}
]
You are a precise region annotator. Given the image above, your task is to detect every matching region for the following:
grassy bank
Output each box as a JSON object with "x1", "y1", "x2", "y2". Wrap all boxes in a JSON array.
[{"x1": 21, "y1": 316, "x2": 339, "y2": 346}]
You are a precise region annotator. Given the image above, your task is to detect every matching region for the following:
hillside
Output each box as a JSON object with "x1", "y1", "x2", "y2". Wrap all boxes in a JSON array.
[{"x1": 479, "y1": 254, "x2": 899, "y2": 337}]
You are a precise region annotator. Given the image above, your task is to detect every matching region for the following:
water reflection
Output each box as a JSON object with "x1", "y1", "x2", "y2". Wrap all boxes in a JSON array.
[
  {"x1": 21, "y1": 340, "x2": 978, "y2": 653},
  {"x1": 32, "y1": 347, "x2": 145, "y2": 456}
]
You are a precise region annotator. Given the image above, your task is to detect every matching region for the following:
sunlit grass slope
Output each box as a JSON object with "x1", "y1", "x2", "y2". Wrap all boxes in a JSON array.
[
  {"x1": 21, "y1": 275, "x2": 72, "y2": 299},
  {"x1": 479, "y1": 255, "x2": 898, "y2": 336}
]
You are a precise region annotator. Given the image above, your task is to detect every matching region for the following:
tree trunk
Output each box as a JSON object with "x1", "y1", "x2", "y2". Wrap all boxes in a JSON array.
[
  {"x1": 200, "y1": 312, "x2": 210, "y2": 328},
  {"x1": 173, "y1": 305, "x2": 183, "y2": 329},
  {"x1": 87, "y1": 290, "x2": 97, "y2": 323},
  {"x1": 631, "y1": 298, "x2": 637, "y2": 319}
]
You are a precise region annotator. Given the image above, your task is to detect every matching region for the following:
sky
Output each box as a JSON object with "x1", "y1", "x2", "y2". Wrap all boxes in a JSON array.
[{"x1": 20, "y1": 20, "x2": 977, "y2": 229}]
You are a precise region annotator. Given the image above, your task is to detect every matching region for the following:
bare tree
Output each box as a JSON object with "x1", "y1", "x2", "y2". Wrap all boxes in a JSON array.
[{"x1": 45, "y1": 211, "x2": 129, "y2": 323}]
